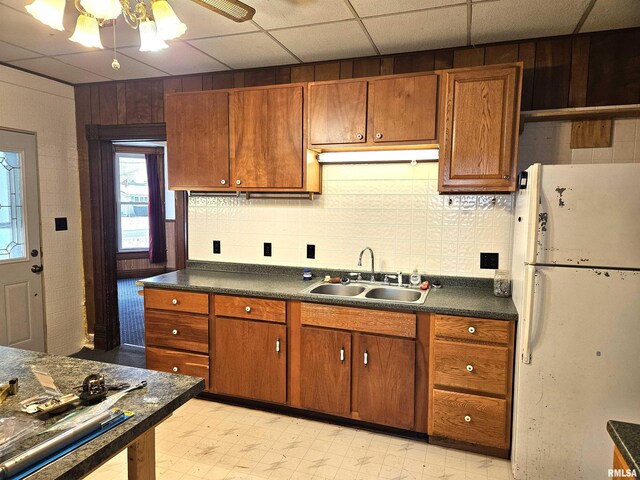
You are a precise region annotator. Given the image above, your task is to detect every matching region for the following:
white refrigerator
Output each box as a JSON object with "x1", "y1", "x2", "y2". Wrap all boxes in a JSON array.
[{"x1": 510, "y1": 163, "x2": 640, "y2": 479}]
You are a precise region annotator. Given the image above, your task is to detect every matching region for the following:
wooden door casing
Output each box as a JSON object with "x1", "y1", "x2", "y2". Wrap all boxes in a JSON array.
[
  {"x1": 213, "y1": 317, "x2": 287, "y2": 404},
  {"x1": 230, "y1": 85, "x2": 304, "y2": 189},
  {"x1": 299, "y1": 326, "x2": 351, "y2": 417},
  {"x1": 438, "y1": 64, "x2": 521, "y2": 192},
  {"x1": 353, "y1": 333, "x2": 416, "y2": 429},
  {"x1": 369, "y1": 75, "x2": 437, "y2": 143},
  {"x1": 309, "y1": 80, "x2": 368, "y2": 145},
  {"x1": 165, "y1": 91, "x2": 230, "y2": 190}
]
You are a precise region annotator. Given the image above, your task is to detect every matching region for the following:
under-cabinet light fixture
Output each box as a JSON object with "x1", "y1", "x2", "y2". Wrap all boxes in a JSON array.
[{"x1": 316, "y1": 149, "x2": 439, "y2": 164}]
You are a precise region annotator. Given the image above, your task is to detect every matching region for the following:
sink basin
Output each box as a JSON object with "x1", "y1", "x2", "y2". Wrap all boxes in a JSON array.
[
  {"x1": 309, "y1": 284, "x2": 366, "y2": 296},
  {"x1": 365, "y1": 287, "x2": 423, "y2": 302}
]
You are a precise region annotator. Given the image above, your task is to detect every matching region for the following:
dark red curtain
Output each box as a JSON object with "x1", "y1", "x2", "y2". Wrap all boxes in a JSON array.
[{"x1": 145, "y1": 153, "x2": 167, "y2": 264}]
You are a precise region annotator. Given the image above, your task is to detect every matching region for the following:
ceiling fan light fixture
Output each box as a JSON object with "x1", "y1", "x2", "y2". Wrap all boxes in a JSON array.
[
  {"x1": 151, "y1": 0, "x2": 187, "y2": 40},
  {"x1": 191, "y1": 0, "x2": 255, "y2": 22},
  {"x1": 25, "y1": 0, "x2": 65, "y2": 31},
  {"x1": 70, "y1": 14, "x2": 104, "y2": 49},
  {"x1": 80, "y1": 0, "x2": 122, "y2": 20},
  {"x1": 139, "y1": 20, "x2": 169, "y2": 52}
]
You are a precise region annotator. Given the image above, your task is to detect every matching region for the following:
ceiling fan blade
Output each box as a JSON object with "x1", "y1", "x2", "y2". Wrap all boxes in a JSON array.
[{"x1": 190, "y1": 0, "x2": 255, "y2": 22}]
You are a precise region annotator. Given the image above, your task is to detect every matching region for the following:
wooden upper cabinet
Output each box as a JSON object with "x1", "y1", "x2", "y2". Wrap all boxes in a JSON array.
[
  {"x1": 353, "y1": 333, "x2": 416, "y2": 429},
  {"x1": 230, "y1": 85, "x2": 304, "y2": 189},
  {"x1": 309, "y1": 80, "x2": 367, "y2": 145},
  {"x1": 369, "y1": 75, "x2": 437, "y2": 143},
  {"x1": 165, "y1": 91, "x2": 230, "y2": 190},
  {"x1": 438, "y1": 64, "x2": 522, "y2": 193}
]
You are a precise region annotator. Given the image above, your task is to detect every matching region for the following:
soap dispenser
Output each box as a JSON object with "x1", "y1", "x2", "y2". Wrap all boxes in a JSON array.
[{"x1": 410, "y1": 267, "x2": 421, "y2": 287}]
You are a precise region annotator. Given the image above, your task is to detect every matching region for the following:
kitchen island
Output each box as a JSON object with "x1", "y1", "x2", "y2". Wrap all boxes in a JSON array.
[
  {"x1": 0, "y1": 346, "x2": 204, "y2": 479},
  {"x1": 608, "y1": 420, "x2": 640, "y2": 477}
]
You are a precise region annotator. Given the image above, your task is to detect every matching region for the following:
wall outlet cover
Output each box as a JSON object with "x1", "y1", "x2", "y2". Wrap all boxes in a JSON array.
[
  {"x1": 54, "y1": 217, "x2": 68, "y2": 231},
  {"x1": 213, "y1": 240, "x2": 221, "y2": 254},
  {"x1": 480, "y1": 252, "x2": 499, "y2": 269},
  {"x1": 306, "y1": 244, "x2": 315, "y2": 259},
  {"x1": 264, "y1": 242, "x2": 272, "y2": 257}
]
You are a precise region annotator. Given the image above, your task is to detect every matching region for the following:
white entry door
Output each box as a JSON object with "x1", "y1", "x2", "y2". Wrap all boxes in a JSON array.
[{"x1": 0, "y1": 129, "x2": 44, "y2": 352}]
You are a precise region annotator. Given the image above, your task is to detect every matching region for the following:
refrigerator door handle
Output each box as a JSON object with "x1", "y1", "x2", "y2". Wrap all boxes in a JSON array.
[
  {"x1": 526, "y1": 164, "x2": 541, "y2": 265},
  {"x1": 521, "y1": 265, "x2": 536, "y2": 364}
]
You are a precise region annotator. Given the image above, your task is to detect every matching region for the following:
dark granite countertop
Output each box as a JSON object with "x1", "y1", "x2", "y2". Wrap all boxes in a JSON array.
[
  {"x1": 140, "y1": 266, "x2": 518, "y2": 321},
  {"x1": 608, "y1": 420, "x2": 640, "y2": 474},
  {"x1": 0, "y1": 346, "x2": 204, "y2": 480}
]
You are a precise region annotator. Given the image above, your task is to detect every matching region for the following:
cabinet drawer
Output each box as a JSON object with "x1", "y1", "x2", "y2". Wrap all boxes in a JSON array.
[
  {"x1": 433, "y1": 340, "x2": 510, "y2": 396},
  {"x1": 215, "y1": 295, "x2": 286, "y2": 323},
  {"x1": 145, "y1": 288, "x2": 209, "y2": 315},
  {"x1": 433, "y1": 314, "x2": 512, "y2": 344},
  {"x1": 431, "y1": 389, "x2": 508, "y2": 449},
  {"x1": 301, "y1": 303, "x2": 416, "y2": 338},
  {"x1": 146, "y1": 346, "x2": 209, "y2": 390},
  {"x1": 145, "y1": 310, "x2": 209, "y2": 354}
]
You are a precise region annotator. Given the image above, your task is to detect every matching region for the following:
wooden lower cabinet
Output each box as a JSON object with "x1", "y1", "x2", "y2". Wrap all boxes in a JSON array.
[
  {"x1": 146, "y1": 346, "x2": 210, "y2": 390},
  {"x1": 213, "y1": 317, "x2": 287, "y2": 404},
  {"x1": 299, "y1": 326, "x2": 351, "y2": 416},
  {"x1": 353, "y1": 333, "x2": 415, "y2": 429}
]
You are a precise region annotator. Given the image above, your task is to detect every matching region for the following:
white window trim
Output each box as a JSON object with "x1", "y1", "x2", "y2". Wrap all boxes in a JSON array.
[{"x1": 115, "y1": 152, "x2": 149, "y2": 253}]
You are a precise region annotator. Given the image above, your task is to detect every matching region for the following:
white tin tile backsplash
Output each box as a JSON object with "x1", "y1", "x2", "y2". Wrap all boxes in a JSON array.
[{"x1": 188, "y1": 162, "x2": 513, "y2": 277}]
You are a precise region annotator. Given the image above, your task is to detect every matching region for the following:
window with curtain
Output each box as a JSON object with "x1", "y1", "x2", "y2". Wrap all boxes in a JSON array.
[{"x1": 115, "y1": 152, "x2": 149, "y2": 252}]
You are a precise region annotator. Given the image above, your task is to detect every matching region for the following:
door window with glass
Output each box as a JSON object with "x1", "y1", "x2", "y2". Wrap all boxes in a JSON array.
[
  {"x1": 0, "y1": 151, "x2": 25, "y2": 261},
  {"x1": 115, "y1": 153, "x2": 149, "y2": 252}
]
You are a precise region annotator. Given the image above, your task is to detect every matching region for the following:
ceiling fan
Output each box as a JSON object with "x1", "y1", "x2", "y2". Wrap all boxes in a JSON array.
[{"x1": 25, "y1": 0, "x2": 255, "y2": 67}]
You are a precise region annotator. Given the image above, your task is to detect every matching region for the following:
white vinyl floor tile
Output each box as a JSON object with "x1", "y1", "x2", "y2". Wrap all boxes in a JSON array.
[{"x1": 85, "y1": 399, "x2": 514, "y2": 480}]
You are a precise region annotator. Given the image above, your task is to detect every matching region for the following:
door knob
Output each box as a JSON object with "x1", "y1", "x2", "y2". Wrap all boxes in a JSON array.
[
  {"x1": 375, "y1": 133, "x2": 383, "y2": 139},
  {"x1": 172, "y1": 367, "x2": 178, "y2": 372},
  {"x1": 221, "y1": 179, "x2": 226, "y2": 185},
  {"x1": 31, "y1": 265, "x2": 43, "y2": 273},
  {"x1": 245, "y1": 306, "x2": 251, "y2": 312},
  {"x1": 356, "y1": 133, "x2": 363, "y2": 140},
  {"x1": 468, "y1": 326, "x2": 476, "y2": 334},
  {"x1": 236, "y1": 180, "x2": 241, "y2": 185},
  {"x1": 172, "y1": 298, "x2": 178, "y2": 305},
  {"x1": 466, "y1": 364, "x2": 474, "y2": 372},
  {"x1": 464, "y1": 415, "x2": 471, "y2": 422},
  {"x1": 172, "y1": 329, "x2": 178, "y2": 335}
]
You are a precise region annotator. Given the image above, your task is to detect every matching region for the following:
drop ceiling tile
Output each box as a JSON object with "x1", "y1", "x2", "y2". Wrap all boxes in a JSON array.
[
  {"x1": 350, "y1": 0, "x2": 465, "y2": 18},
  {"x1": 581, "y1": 0, "x2": 640, "y2": 32},
  {"x1": 55, "y1": 50, "x2": 168, "y2": 80},
  {"x1": 0, "y1": 4, "x2": 89, "y2": 55},
  {"x1": 0, "y1": 41, "x2": 42, "y2": 62},
  {"x1": 8, "y1": 57, "x2": 110, "y2": 83},
  {"x1": 189, "y1": 32, "x2": 297, "y2": 69},
  {"x1": 250, "y1": 0, "x2": 354, "y2": 30},
  {"x1": 120, "y1": 42, "x2": 229, "y2": 75},
  {"x1": 270, "y1": 21, "x2": 376, "y2": 63},
  {"x1": 363, "y1": 5, "x2": 467, "y2": 55},
  {"x1": 168, "y1": 1, "x2": 259, "y2": 40},
  {"x1": 471, "y1": 0, "x2": 592, "y2": 43}
]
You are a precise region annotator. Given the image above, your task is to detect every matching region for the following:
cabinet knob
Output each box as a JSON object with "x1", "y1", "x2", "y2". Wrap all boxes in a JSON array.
[
  {"x1": 172, "y1": 329, "x2": 178, "y2": 335},
  {"x1": 356, "y1": 133, "x2": 363, "y2": 140},
  {"x1": 468, "y1": 326, "x2": 476, "y2": 334},
  {"x1": 464, "y1": 415, "x2": 471, "y2": 423},
  {"x1": 171, "y1": 298, "x2": 178, "y2": 305},
  {"x1": 172, "y1": 367, "x2": 178, "y2": 373},
  {"x1": 221, "y1": 179, "x2": 226, "y2": 185},
  {"x1": 340, "y1": 347, "x2": 345, "y2": 363},
  {"x1": 236, "y1": 180, "x2": 241, "y2": 185},
  {"x1": 503, "y1": 175, "x2": 510, "y2": 180},
  {"x1": 276, "y1": 338, "x2": 280, "y2": 353},
  {"x1": 245, "y1": 306, "x2": 251, "y2": 312},
  {"x1": 375, "y1": 133, "x2": 383, "y2": 139},
  {"x1": 466, "y1": 364, "x2": 474, "y2": 372},
  {"x1": 363, "y1": 351, "x2": 368, "y2": 366}
]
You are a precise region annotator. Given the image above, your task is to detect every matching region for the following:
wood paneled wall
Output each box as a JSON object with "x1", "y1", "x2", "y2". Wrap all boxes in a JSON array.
[{"x1": 74, "y1": 28, "x2": 640, "y2": 333}]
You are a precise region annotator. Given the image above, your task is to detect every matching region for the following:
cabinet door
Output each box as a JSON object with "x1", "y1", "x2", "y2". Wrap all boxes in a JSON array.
[
  {"x1": 354, "y1": 333, "x2": 415, "y2": 429},
  {"x1": 369, "y1": 75, "x2": 437, "y2": 143},
  {"x1": 166, "y1": 91, "x2": 230, "y2": 190},
  {"x1": 214, "y1": 317, "x2": 286, "y2": 403},
  {"x1": 300, "y1": 327, "x2": 351, "y2": 417},
  {"x1": 309, "y1": 81, "x2": 367, "y2": 145},
  {"x1": 438, "y1": 65, "x2": 521, "y2": 192},
  {"x1": 230, "y1": 86, "x2": 303, "y2": 189}
]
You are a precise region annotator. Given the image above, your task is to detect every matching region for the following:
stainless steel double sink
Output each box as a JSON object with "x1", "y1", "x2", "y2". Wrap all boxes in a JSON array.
[{"x1": 301, "y1": 281, "x2": 429, "y2": 304}]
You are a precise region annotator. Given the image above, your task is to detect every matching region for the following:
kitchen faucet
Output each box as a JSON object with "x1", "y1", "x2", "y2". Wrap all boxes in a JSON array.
[{"x1": 358, "y1": 247, "x2": 375, "y2": 282}]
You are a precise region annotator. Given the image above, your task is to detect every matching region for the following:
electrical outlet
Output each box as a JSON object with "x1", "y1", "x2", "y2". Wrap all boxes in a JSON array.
[
  {"x1": 213, "y1": 240, "x2": 221, "y2": 254},
  {"x1": 264, "y1": 242, "x2": 272, "y2": 257},
  {"x1": 480, "y1": 252, "x2": 499, "y2": 269},
  {"x1": 55, "y1": 217, "x2": 68, "y2": 231},
  {"x1": 306, "y1": 244, "x2": 315, "y2": 259}
]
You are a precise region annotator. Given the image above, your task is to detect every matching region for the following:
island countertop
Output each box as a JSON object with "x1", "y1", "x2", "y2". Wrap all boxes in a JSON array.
[
  {"x1": 608, "y1": 420, "x2": 640, "y2": 475},
  {"x1": 0, "y1": 346, "x2": 204, "y2": 480},
  {"x1": 139, "y1": 266, "x2": 518, "y2": 321}
]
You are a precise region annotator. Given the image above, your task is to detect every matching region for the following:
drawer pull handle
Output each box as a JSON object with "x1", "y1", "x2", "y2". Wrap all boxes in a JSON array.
[
  {"x1": 466, "y1": 364, "x2": 474, "y2": 372},
  {"x1": 245, "y1": 306, "x2": 251, "y2": 312},
  {"x1": 464, "y1": 415, "x2": 471, "y2": 423},
  {"x1": 172, "y1": 367, "x2": 178, "y2": 373},
  {"x1": 172, "y1": 298, "x2": 178, "y2": 305},
  {"x1": 172, "y1": 329, "x2": 178, "y2": 335},
  {"x1": 468, "y1": 326, "x2": 476, "y2": 334},
  {"x1": 375, "y1": 132, "x2": 383, "y2": 139},
  {"x1": 340, "y1": 348, "x2": 345, "y2": 363},
  {"x1": 276, "y1": 339, "x2": 280, "y2": 353},
  {"x1": 356, "y1": 133, "x2": 363, "y2": 140},
  {"x1": 363, "y1": 351, "x2": 368, "y2": 366}
]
